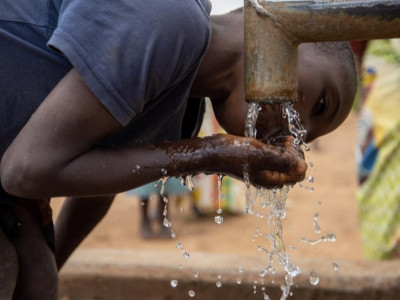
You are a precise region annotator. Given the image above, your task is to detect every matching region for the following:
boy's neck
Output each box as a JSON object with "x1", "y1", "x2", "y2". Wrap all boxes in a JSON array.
[{"x1": 190, "y1": 13, "x2": 244, "y2": 101}]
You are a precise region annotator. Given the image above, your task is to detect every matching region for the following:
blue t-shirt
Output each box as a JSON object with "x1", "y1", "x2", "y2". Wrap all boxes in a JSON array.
[
  {"x1": 0, "y1": 0, "x2": 211, "y2": 207},
  {"x1": 0, "y1": 0, "x2": 211, "y2": 157}
]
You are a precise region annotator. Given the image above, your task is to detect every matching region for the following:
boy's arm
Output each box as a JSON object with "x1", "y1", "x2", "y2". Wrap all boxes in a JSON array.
[{"x1": 0, "y1": 69, "x2": 306, "y2": 199}]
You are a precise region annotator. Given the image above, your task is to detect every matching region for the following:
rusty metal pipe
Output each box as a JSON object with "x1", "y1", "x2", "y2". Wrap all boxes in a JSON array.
[{"x1": 245, "y1": 0, "x2": 400, "y2": 104}]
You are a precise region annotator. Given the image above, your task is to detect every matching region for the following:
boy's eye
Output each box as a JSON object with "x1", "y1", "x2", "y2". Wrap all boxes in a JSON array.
[{"x1": 313, "y1": 96, "x2": 328, "y2": 116}]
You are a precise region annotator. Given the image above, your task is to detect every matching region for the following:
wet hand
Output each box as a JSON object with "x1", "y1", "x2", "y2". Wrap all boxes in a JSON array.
[
  {"x1": 207, "y1": 134, "x2": 307, "y2": 188},
  {"x1": 166, "y1": 134, "x2": 307, "y2": 188}
]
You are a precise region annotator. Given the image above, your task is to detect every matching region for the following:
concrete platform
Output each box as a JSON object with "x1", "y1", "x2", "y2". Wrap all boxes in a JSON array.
[{"x1": 59, "y1": 248, "x2": 400, "y2": 300}]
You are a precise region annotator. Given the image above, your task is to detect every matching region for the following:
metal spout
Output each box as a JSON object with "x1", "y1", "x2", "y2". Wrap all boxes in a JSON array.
[{"x1": 244, "y1": 0, "x2": 400, "y2": 104}]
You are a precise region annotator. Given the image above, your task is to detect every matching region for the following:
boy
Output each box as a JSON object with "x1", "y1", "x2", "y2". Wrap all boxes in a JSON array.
[
  {"x1": 54, "y1": 7, "x2": 357, "y2": 269},
  {"x1": 0, "y1": 3, "x2": 356, "y2": 300}
]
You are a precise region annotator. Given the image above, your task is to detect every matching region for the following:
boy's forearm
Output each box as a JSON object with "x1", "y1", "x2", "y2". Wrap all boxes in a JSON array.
[
  {"x1": 1, "y1": 133, "x2": 306, "y2": 199},
  {"x1": 1, "y1": 144, "x2": 186, "y2": 199},
  {"x1": 1, "y1": 137, "x2": 212, "y2": 199}
]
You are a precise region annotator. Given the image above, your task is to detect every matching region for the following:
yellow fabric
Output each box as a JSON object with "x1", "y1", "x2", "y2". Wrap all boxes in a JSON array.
[
  {"x1": 363, "y1": 39, "x2": 400, "y2": 146},
  {"x1": 357, "y1": 39, "x2": 400, "y2": 259}
]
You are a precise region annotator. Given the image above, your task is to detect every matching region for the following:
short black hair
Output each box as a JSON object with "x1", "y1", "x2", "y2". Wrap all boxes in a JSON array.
[{"x1": 311, "y1": 41, "x2": 358, "y2": 87}]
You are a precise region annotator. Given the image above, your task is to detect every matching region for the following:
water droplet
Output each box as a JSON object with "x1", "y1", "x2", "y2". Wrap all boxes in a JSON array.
[
  {"x1": 186, "y1": 175, "x2": 195, "y2": 191},
  {"x1": 188, "y1": 290, "x2": 195, "y2": 297},
  {"x1": 309, "y1": 270, "x2": 320, "y2": 286},
  {"x1": 163, "y1": 218, "x2": 171, "y2": 228},
  {"x1": 313, "y1": 213, "x2": 321, "y2": 233},
  {"x1": 161, "y1": 168, "x2": 168, "y2": 176},
  {"x1": 333, "y1": 261, "x2": 339, "y2": 271},
  {"x1": 214, "y1": 215, "x2": 224, "y2": 224},
  {"x1": 170, "y1": 280, "x2": 178, "y2": 288},
  {"x1": 216, "y1": 281, "x2": 222, "y2": 288}
]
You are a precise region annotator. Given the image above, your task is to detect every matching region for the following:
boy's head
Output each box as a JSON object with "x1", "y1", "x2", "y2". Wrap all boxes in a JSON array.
[
  {"x1": 212, "y1": 40, "x2": 357, "y2": 143},
  {"x1": 294, "y1": 41, "x2": 357, "y2": 142}
]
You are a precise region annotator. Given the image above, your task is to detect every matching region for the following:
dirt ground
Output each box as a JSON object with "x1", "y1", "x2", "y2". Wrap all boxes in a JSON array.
[{"x1": 51, "y1": 111, "x2": 365, "y2": 264}]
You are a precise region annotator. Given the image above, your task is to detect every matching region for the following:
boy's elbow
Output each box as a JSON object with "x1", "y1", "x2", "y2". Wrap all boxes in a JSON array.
[{"x1": 0, "y1": 155, "x2": 49, "y2": 199}]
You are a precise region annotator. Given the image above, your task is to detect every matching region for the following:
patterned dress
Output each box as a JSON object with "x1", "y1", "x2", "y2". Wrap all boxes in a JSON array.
[{"x1": 356, "y1": 39, "x2": 400, "y2": 259}]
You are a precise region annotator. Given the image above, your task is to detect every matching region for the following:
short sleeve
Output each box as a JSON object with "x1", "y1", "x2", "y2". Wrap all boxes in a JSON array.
[{"x1": 48, "y1": 0, "x2": 211, "y2": 126}]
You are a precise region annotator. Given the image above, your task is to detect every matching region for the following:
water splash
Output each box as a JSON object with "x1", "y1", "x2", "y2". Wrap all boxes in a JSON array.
[
  {"x1": 282, "y1": 103, "x2": 309, "y2": 150},
  {"x1": 256, "y1": 185, "x2": 301, "y2": 300},
  {"x1": 304, "y1": 233, "x2": 337, "y2": 246},
  {"x1": 245, "y1": 102, "x2": 261, "y2": 139},
  {"x1": 242, "y1": 102, "x2": 309, "y2": 300}
]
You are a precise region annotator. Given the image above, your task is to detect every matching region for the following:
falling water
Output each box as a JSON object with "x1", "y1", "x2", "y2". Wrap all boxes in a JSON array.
[
  {"x1": 282, "y1": 104, "x2": 309, "y2": 150},
  {"x1": 244, "y1": 102, "x2": 262, "y2": 214},
  {"x1": 242, "y1": 102, "x2": 310, "y2": 299},
  {"x1": 214, "y1": 175, "x2": 224, "y2": 224},
  {"x1": 262, "y1": 186, "x2": 301, "y2": 299},
  {"x1": 156, "y1": 177, "x2": 172, "y2": 228},
  {"x1": 186, "y1": 175, "x2": 195, "y2": 191},
  {"x1": 313, "y1": 213, "x2": 322, "y2": 234}
]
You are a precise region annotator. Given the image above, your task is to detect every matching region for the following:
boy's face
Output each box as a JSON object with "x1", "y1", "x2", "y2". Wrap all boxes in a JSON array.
[
  {"x1": 293, "y1": 44, "x2": 355, "y2": 142},
  {"x1": 213, "y1": 44, "x2": 355, "y2": 143}
]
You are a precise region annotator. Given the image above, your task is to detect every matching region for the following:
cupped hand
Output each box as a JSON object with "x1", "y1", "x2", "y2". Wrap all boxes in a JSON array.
[{"x1": 199, "y1": 134, "x2": 307, "y2": 188}]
